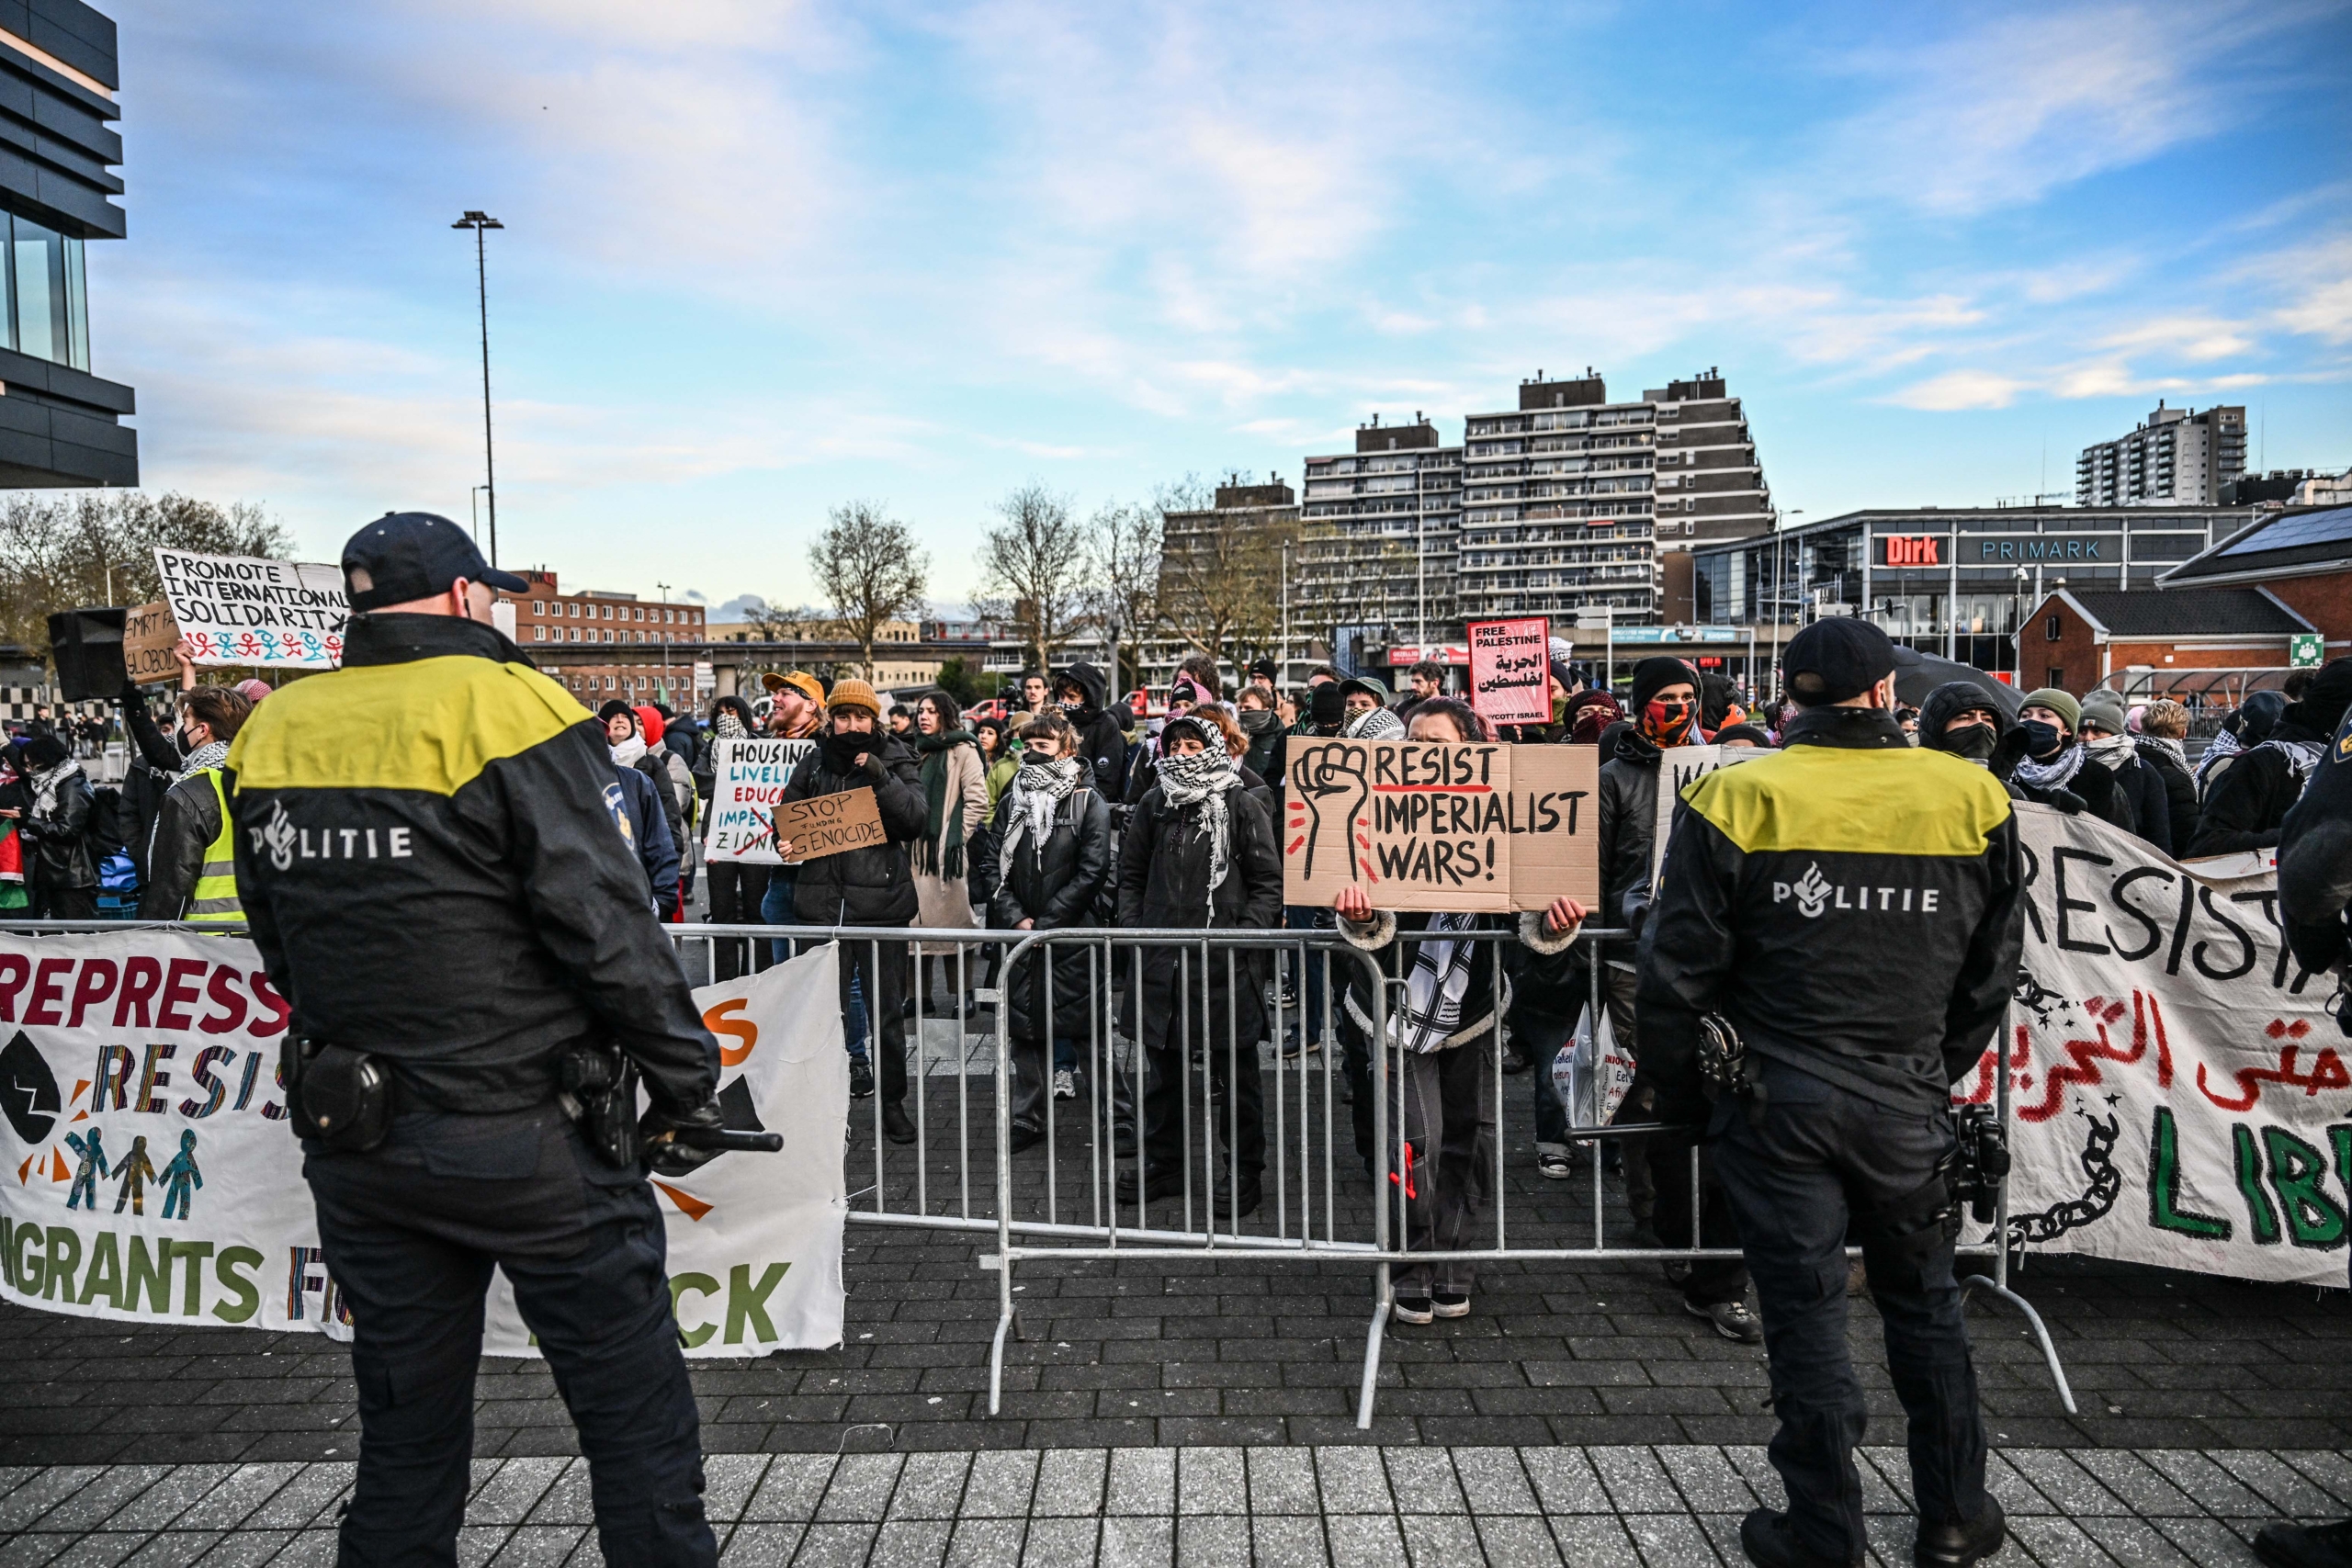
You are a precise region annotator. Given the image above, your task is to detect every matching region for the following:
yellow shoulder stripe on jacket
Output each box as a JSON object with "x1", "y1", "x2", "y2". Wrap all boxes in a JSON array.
[
  {"x1": 1683, "y1": 744, "x2": 2012, "y2": 858},
  {"x1": 226, "y1": 657, "x2": 593, "y2": 795}
]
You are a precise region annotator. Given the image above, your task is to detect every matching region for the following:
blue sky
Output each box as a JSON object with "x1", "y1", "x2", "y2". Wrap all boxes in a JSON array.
[{"x1": 105, "y1": 0, "x2": 2352, "y2": 612}]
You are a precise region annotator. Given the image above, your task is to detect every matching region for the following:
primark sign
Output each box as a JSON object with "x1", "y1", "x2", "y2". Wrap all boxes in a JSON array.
[{"x1": 1878, "y1": 532, "x2": 2119, "y2": 568}]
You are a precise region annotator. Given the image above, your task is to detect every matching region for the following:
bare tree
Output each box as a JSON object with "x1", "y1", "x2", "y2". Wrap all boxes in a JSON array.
[
  {"x1": 1156, "y1": 476, "x2": 1293, "y2": 677},
  {"x1": 810, "y1": 501, "x2": 928, "y2": 682},
  {"x1": 1086, "y1": 501, "x2": 1162, "y2": 694},
  {"x1": 974, "y1": 482, "x2": 1089, "y2": 680},
  {"x1": 0, "y1": 491, "x2": 290, "y2": 669}
]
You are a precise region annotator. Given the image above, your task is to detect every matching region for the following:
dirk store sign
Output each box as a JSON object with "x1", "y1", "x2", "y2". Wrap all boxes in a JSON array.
[
  {"x1": 1962, "y1": 806, "x2": 2352, "y2": 1287},
  {"x1": 1282, "y1": 739, "x2": 1600, "y2": 913},
  {"x1": 0, "y1": 932, "x2": 852, "y2": 1352}
]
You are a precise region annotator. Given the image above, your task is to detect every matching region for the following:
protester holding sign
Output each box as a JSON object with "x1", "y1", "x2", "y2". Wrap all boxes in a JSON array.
[
  {"x1": 136, "y1": 685, "x2": 253, "y2": 923},
  {"x1": 698, "y1": 696, "x2": 774, "y2": 980},
  {"x1": 1114, "y1": 713, "x2": 1283, "y2": 1217},
  {"x1": 1329, "y1": 697, "x2": 1588, "y2": 1325},
  {"x1": 777, "y1": 677, "x2": 929, "y2": 1143}
]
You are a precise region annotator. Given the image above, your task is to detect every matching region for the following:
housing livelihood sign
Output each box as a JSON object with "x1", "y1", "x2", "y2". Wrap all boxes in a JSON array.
[
  {"x1": 1282, "y1": 739, "x2": 1600, "y2": 912},
  {"x1": 0, "y1": 933, "x2": 849, "y2": 1352},
  {"x1": 704, "y1": 739, "x2": 814, "y2": 863},
  {"x1": 1967, "y1": 805, "x2": 2350, "y2": 1287},
  {"x1": 154, "y1": 548, "x2": 349, "y2": 671}
]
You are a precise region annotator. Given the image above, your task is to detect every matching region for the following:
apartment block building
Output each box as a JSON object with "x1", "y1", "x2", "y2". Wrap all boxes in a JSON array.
[
  {"x1": 2076, "y1": 402, "x2": 2247, "y2": 507},
  {"x1": 509, "y1": 570, "x2": 707, "y2": 702},
  {"x1": 1451, "y1": 368, "x2": 1770, "y2": 626},
  {"x1": 1297, "y1": 413, "x2": 1463, "y2": 650}
]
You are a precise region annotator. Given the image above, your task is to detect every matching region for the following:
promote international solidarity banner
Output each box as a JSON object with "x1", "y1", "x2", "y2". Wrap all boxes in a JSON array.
[
  {"x1": 703, "y1": 738, "x2": 814, "y2": 864},
  {"x1": 0, "y1": 933, "x2": 849, "y2": 1353},
  {"x1": 1968, "y1": 804, "x2": 2346, "y2": 1288},
  {"x1": 154, "y1": 548, "x2": 350, "y2": 671}
]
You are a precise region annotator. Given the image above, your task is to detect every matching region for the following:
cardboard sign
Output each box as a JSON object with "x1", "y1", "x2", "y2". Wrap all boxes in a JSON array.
[
  {"x1": 704, "y1": 739, "x2": 815, "y2": 863},
  {"x1": 121, "y1": 601, "x2": 182, "y2": 686},
  {"x1": 1281, "y1": 739, "x2": 1598, "y2": 913},
  {"x1": 1468, "y1": 617, "x2": 1551, "y2": 726},
  {"x1": 154, "y1": 548, "x2": 348, "y2": 671},
  {"x1": 773, "y1": 786, "x2": 885, "y2": 863},
  {"x1": 1651, "y1": 743, "x2": 1765, "y2": 884}
]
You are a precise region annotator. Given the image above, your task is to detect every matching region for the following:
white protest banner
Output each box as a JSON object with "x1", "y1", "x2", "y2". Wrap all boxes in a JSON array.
[
  {"x1": 0, "y1": 933, "x2": 850, "y2": 1352},
  {"x1": 1651, "y1": 744, "x2": 1762, "y2": 884},
  {"x1": 155, "y1": 548, "x2": 349, "y2": 671},
  {"x1": 1959, "y1": 805, "x2": 2349, "y2": 1287},
  {"x1": 1467, "y1": 617, "x2": 1550, "y2": 727},
  {"x1": 704, "y1": 739, "x2": 814, "y2": 864}
]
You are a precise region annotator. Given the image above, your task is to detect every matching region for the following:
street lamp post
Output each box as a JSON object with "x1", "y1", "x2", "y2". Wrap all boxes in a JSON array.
[
  {"x1": 469, "y1": 484, "x2": 489, "y2": 547},
  {"x1": 452, "y1": 210, "x2": 504, "y2": 568}
]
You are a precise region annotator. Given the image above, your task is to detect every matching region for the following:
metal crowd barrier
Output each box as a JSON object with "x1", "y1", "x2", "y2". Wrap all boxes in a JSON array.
[{"x1": 6, "y1": 917, "x2": 2074, "y2": 1429}]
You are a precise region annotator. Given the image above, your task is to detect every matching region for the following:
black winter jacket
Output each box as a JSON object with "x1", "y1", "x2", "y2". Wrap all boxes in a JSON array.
[
  {"x1": 780, "y1": 732, "x2": 929, "y2": 926},
  {"x1": 1056, "y1": 663, "x2": 1132, "y2": 804},
  {"x1": 114, "y1": 688, "x2": 181, "y2": 886},
  {"x1": 18, "y1": 768, "x2": 95, "y2": 889},
  {"x1": 138, "y1": 769, "x2": 224, "y2": 919},
  {"x1": 2190, "y1": 728, "x2": 2320, "y2": 857},
  {"x1": 2099, "y1": 750, "x2": 2172, "y2": 855},
  {"x1": 1116, "y1": 780, "x2": 1282, "y2": 1052},
  {"x1": 2138, "y1": 740, "x2": 2199, "y2": 856},
  {"x1": 990, "y1": 779, "x2": 1114, "y2": 1043},
  {"x1": 1596, "y1": 727, "x2": 1664, "y2": 936},
  {"x1": 1640, "y1": 706, "x2": 2024, "y2": 1120},
  {"x1": 2278, "y1": 710, "x2": 2352, "y2": 973},
  {"x1": 614, "y1": 760, "x2": 682, "y2": 915},
  {"x1": 225, "y1": 613, "x2": 718, "y2": 1115}
]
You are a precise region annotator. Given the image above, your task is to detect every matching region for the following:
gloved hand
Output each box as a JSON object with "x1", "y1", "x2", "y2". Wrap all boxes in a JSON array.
[
  {"x1": 1987, "y1": 724, "x2": 2035, "y2": 785},
  {"x1": 640, "y1": 1097, "x2": 727, "y2": 1178},
  {"x1": 864, "y1": 750, "x2": 891, "y2": 783}
]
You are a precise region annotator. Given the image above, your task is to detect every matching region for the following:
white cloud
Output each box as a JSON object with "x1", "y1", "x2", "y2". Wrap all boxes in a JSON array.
[
  {"x1": 1888, "y1": 370, "x2": 2029, "y2": 411},
  {"x1": 2097, "y1": 316, "x2": 2256, "y2": 362}
]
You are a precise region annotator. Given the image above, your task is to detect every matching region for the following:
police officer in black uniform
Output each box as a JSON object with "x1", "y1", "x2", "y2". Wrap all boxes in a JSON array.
[
  {"x1": 226, "y1": 513, "x2": 727, "y2": 1566},
  {"x1": 1639, "y1": 619, "x2": 2023, "y2": 1568}
]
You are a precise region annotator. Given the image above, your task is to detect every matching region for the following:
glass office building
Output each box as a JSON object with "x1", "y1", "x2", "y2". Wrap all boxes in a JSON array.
[{"x1": 1691, "y1": 506, "x2": 2253, "y2": 676}]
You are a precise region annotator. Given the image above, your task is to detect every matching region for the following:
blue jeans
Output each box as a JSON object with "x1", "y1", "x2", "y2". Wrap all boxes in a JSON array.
[{"x1": 1283, "y1": 905, "x2": 1333, "y2": 1043}]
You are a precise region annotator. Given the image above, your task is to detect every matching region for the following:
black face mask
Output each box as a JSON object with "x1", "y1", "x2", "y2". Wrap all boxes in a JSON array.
[
  {"x1": 821, "y1": 728, "x2": 873, "y2": 772},
  {"x1": 2018, "y1": 719, "x2": 2064, "y2": 760},
  {"x1": 1943, "y1": 724, "x2": 1997, "y2": 761}
]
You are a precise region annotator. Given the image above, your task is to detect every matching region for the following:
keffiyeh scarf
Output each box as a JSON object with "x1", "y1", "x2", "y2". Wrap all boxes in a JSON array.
[
  {"x1": 2195, "y1": 728, "x2": 2244, "y2": 792},
  {"x1": 713, "y1": 710, "x2": 747, "y2": 739},
  {"x1": 2011, "y1": 744, "x2": 2085, "y2": 793},
  {"x1": 1394, "y1": 912, "x2": 1482, "y2": 1055},
  {"x1": 1344, "y1": 705, "x2": 1406, "y2": 740},
  {"x1": 998, "y1": 757, "x2": 1080, "y2": 878},
  {"x1": 2259, "y1": 736, "x2": 2325, "y2": 791},
  {"x1": 1155, "y1": 746, "x2": 1236, "y2": 895},
  {"x1": 2082, "y1": 733, "x2": 2137, "y2": 773},
  {"x1": 28, "y1": 757, "x2": 82, "y2": 817},
  {"x1": 175, "y1": 740, "x2": 230, "y2": 783}
]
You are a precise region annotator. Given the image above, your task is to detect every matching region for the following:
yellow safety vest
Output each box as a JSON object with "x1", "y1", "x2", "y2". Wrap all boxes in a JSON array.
[{"x1": 186, "y1": 769, "x2": 243, "y2": 925}]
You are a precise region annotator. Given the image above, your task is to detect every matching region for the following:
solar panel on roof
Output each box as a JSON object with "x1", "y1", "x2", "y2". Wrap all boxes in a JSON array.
[{"x1": 2220, "y1": 505, "x2": 2352, "y2": 558}]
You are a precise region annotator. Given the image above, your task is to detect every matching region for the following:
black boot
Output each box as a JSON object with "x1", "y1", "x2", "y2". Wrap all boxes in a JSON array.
[
  {"x1": 2255, "y1": 1518, "x2": 2352, "y2": 1568},
  {"x1": 880, "y1": 1100, "x2": 917, "y2": 1145},
  {"x1": 1914, "y1": 1496, "x2": 2006, "y2": 1567},
  {"x1": 1737, "y1": 1508, "x2": 1860, "y2": 1568}
]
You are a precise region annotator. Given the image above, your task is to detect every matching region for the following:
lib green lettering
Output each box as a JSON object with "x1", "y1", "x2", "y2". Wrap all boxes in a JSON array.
[{"x1": 2145, "y1": 1108, "x2": 2230, "y2": 1240}]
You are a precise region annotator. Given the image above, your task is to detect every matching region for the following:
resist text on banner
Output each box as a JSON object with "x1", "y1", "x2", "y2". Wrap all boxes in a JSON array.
[
  {"x1": 1467, "y1": 617, "x2": 1550, "y2": 727},
  {"x1": 155, "y1": 549, "x2": 349, "y2": 671},
  {"x1": 704, "y1": 739, "x2": 813, "y2": 864},
  {"x1": 1282, "y1": 739, "x2": 1598, "y2": 913},
  {"x1": 0, "y1": 933, "x2": 850, "y2": 1352},
  {"x1": 1961, "y1": 805, "x2": 2351, "y2": 1287}
]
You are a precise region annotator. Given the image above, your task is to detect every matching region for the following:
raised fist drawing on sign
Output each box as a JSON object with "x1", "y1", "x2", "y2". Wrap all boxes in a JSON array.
[{"x1": 1294, "y1": 742, "x2": 1373, "y2": 886}]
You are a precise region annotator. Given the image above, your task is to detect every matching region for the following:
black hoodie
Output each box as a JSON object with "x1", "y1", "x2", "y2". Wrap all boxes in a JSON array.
[
  {"x1": 1054, "y1": 661, "x2": 1131, "y2": 800},
  {"x1": 2191, "y1": 662, "x2": 2352, "y2": 857}
]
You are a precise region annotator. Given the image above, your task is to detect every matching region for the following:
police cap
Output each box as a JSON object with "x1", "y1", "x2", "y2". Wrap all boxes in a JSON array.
[
  {"x1": 1783, "y1": 617, "x2": 1896, "y2": 705},
  {"x1": 343, "y1": 512, "x2": 529, "y2": 614}
]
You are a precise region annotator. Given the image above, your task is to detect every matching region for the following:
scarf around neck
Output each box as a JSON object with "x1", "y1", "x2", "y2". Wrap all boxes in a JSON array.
[
  {"x1": 28, "y1": 757, "x2": 81, "y2": 817},
  {"x1": 609, "y1": 734, "x2": 647, "y2": 768},
  {"x1": 2195, "y1": 728, "x2": 2242, "y2": 789},
  {"x1": 175, "y1": 739, "x2": 231, "y2": 782},
  {"x1": 999, "y1": 756, "x2": 1080, "y2": 879},
  {"x1": 2012, "y1": 742, "x2": 2085, "y2": 792},
  {"x1": 1395, "y1": 912, "x2": 1483, "y2": 1055},
  {"x1": 1344, "y1": 705, "x2": 1406, "y2": 740},
  {"x1": 1156, "y1": 746, "x2": 1237, "y2": 896},
  {"x1": 2259, "y1": 734, "x2": 2324, "y2": 790},
  {"x1": 2082, "y1": 732, "x2": 2137, "y2": 773},
  {"x1": 916, "y1": 729, "x2": 977, "y2": 878},
  {"x1": 713, "y1": 711, "x2": 747, "y2": 739}
]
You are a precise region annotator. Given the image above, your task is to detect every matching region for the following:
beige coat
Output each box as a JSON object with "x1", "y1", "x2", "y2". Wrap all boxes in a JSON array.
[{"x1": 914, "y1": 739, "x2": 989, "y2": 946}]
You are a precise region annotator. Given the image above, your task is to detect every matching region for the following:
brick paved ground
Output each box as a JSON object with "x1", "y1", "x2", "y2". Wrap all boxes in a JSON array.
[{"x1": 5, "y1": 1443, "x2": 2350, "y2": 1565}]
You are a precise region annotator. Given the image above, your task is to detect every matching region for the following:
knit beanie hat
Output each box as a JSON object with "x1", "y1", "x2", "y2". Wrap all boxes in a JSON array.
[
  {"x1": 2022, "y1": 688, "x2": 2082, "y2": 735},
  {"x1": 596, "y1": 700, "x2": 636, "y2": 729},
  {"x1": 2076, "y1": 691, "x2": 2130, "y2": 737},
  {"x1": 1629, "y1": 656, "x2": 1698, "y2": 713},
  {"x1": 826, "y1": 677, "x2": 882, "y2": 718}
]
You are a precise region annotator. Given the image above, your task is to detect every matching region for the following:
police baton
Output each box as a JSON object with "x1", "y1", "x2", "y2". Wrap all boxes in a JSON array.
[{"x1": 667, "y1": 1125, "x2": 784, "y2": 1154}]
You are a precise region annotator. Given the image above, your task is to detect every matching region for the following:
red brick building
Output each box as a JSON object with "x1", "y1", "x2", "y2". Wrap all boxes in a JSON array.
[
  {"x1": 2019, "y1": 586, "x2": 2313, "y2": 694},
  {"x1": 505, "y1": 570, "x2": 707, "y2": 704}
]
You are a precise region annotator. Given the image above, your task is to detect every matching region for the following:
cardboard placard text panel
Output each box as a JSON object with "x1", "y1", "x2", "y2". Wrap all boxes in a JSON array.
[
  {"x1": 773, "y1": 787, "x2": 885, "y2": 863},
  {"x1": 1282, "y1": 739, "x2": 1598, "y2": 912}
]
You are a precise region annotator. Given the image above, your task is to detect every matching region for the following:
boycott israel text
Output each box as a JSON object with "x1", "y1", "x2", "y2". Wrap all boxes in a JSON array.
[{"x1": 0, "y1": 934, "x2": 849, "y2": 1351}]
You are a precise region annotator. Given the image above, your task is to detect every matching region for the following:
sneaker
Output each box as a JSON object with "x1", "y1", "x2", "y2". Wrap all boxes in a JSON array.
[
  {"x1": 1053, "y1": 1068, "x2": 1078, "y2": 1100},
  {"x1": 848, "y1": 1055, "x2": 875, "y2": 1100},
  {"x1": 1391, "y1": 1295, "x2": 1434, "y2": 1325},
  {"x1": 1535, "y1": 1150, "x2": 1574, "y2": 1180},
  {"x1": 1007, "y1": 1122, "x2": 1045, "y2": 1155},
  {"x1": 1686, "y1": 1297, "x2": 1764, "y2": 1344},
  {"x1": 1279, "y1": 1028, "x2": 1322, "y2": 1059},
  {"x1": 2253, "y1": 1517, "x2": 2352, "y2": 1568},
  {"x1": 1431, "y1": 1292, "x2": 1470, "y2": 1319}
]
